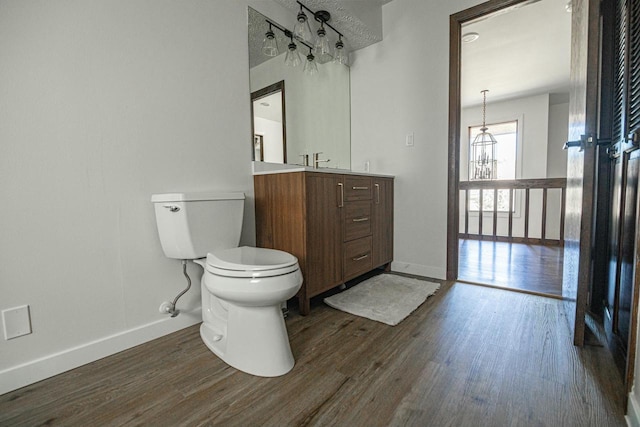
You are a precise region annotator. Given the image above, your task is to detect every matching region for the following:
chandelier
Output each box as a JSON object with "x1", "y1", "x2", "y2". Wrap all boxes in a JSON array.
[{"x1": 470, "y1": 90, "x2": 497, "y2": 180}]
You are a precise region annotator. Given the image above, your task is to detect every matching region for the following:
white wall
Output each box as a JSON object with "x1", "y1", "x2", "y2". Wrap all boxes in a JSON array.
[
  {"x1": 351, "y1": 0, "x2": 482, "y2": 279},
  {"x1": 631, "y1": 325, "x2": 640, "y2": 426},
  {"x1": 547, "y1": 101, "x2": 569, "y2": 177},
  {"x1": 545, "y1": 101, "x2": 569, "y2": 239},
  {"x1": 460, "y1": 93, "x2": 551, "y2": 181},
  {"x1": 0, "y1": 0, "x2": 255, "y2": 394},
  {"x1": 254, "y1": 117, "x2": 284, "y2": 163}
]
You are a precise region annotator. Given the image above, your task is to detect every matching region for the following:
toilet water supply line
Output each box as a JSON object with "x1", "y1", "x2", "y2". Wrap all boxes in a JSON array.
[{"x1": 162, "y1": 260, "x2": 192, "y2": 318}]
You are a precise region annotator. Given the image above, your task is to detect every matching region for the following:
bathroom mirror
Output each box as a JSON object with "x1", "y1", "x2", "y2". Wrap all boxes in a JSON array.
[{"x1": 248, "y1": 7, "x2": 351, "y2": 169}]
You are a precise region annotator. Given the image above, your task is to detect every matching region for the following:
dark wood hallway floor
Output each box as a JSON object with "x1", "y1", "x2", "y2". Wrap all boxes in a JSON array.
[
  {"x1": 0, "y1": 280, "x2": 625, "y2": 426},
  {"x1": 458, "y1": 239, "x2": 564, "y2": 297}
]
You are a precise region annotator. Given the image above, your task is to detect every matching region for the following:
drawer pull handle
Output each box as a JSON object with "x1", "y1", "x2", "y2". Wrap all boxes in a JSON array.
[
  {"x1": 338, "y1": 183, "x2": 344, "y2": 208},
  {"x1": 352, "y1": 217, "x2": 370, "y2": 223},
  {"x1": 375, "y1": 183, "x2": 380, "y2": 204},
  {"x1": 352, "y1": 186, "x2": 369, "y2": 190},
  {"x1": 352, "y1": 254, "x2": 370, "y2": 261}
]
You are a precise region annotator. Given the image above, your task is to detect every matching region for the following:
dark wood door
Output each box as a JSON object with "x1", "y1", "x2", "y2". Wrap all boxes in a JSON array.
[
  {"x1": 603, "y1": 0, "x2": 640, "y2": 390},
  {"x1": 372, "y1": 177, "x2": 394, "y2": 268},
  {"x1": 562, "y1": 0, "x2": 602, "y2": 347}
]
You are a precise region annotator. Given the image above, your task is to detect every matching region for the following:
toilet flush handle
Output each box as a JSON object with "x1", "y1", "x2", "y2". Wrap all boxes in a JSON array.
[{"x1": 163, "y1": 205, "x2": 180, "y2": 212}]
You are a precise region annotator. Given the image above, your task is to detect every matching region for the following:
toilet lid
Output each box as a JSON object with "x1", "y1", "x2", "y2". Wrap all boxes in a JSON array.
[{"x1": 206, "y1": 246, "x2": 299, "y2": 277}]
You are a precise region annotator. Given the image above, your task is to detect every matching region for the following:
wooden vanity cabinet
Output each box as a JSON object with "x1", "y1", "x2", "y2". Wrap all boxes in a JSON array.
[
  {"x1": 254, "y1": 171, "x2": 394, "y2": 315},
  {"x1": 372, "y1": 177, "x2": 394, "y2": 267}
]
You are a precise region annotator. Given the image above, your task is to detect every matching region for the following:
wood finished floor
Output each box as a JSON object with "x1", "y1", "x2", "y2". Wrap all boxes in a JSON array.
[
  {"x1": 0, "y1": 281, "x2": 625, "y2": 426},
  {"x1": 458, "y1": 239, "x2": 564, "y2": 297}
]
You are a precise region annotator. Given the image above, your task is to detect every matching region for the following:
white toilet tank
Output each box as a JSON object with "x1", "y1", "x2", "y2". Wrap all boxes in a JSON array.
[{"x1": 151, "y1": 191, "x2": 245, "y2": 260}]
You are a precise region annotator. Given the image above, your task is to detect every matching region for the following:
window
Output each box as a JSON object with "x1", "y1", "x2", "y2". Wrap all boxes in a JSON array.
[{"x1": 468, "y1": 120, "x2": 518, "y2": 212}]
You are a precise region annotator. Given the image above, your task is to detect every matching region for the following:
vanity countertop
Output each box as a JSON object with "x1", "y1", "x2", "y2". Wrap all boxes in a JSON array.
[{"x1": 252, "y1": 161, "x2": 395, "y2": 178}]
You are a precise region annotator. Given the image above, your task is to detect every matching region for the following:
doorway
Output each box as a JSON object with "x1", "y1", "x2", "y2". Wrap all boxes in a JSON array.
[
  {"x1": 250, "y1": 80, "x2": 287, "y2": 164},
  {"x1": 449, "y1": 0, "x2": 570, "y2": 298}
]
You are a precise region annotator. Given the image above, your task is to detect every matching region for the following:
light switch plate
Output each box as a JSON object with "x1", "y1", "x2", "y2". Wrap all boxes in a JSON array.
[
  {"x1": 406, "y1": 133, "x2": 415, "y2": 147},
  {"x1": 2, "y1": 305, "x2": 32, "y2": 340}
]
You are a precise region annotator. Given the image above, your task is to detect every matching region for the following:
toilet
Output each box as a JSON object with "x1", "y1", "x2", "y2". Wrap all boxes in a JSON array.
[{"x1": 151, "y1": 191, "x2": 302, "y2": 377}]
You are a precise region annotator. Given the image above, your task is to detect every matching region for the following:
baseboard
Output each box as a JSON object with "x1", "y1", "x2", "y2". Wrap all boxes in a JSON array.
[
  {"x1": 391, "y1": 261, "x2": 446, "y2": 281},
  {"x1": 0, "y1": 308, "x2": 202, "y2": 396},
  {"x1": 628, "y1": 388, "x2": 640, "y2": 427}
]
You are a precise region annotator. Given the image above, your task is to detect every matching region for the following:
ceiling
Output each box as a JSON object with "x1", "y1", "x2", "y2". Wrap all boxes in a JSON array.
[
  {"x1": 461, "y1": 0, "x2": 572, "y2": 107},
  {"x1": 249, "y1": 0, "x2": 391, "y2": 69},
  {"x1": 253, "y1": 92, "x2": 283, "y2": 123}
]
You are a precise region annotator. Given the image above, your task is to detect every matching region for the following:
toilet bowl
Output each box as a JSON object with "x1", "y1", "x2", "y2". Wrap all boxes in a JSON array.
[
  {"x1": 196, "y1": 246, "x2": 302, "y2": 377},
  {"x1": 151, "y1": 191, "x2": 303, "y2": 377}
]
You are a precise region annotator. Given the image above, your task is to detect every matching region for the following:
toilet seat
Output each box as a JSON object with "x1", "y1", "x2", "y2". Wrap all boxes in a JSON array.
[{"x1": 206, "y1": 246, "x2": 299, "y2": 278}]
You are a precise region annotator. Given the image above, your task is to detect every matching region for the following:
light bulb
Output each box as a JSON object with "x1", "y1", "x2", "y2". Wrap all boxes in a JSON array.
[
  {"x1": 294, "y1": 7, "x2": 313, "y2": 42},
  {"x1": 314, "y1": 24, "x2": 331, "y2": 60},
  {"x1": 285, "y1": 42, "x2": 301, "y2": 67},
  {"x1": 262, "y1": 26, "x2": 278, "y2": 57},
  {"x1": 304, "y1": 52, "x2": 318, "y2": 76},
  {"x1": 333, "y1": 37, "x2": 348, "y2": 65}
]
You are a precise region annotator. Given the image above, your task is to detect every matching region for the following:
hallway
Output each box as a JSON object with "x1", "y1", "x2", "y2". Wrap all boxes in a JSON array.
[{"x1": 458, "y1": 239, "x2": 563, "y2": 297}]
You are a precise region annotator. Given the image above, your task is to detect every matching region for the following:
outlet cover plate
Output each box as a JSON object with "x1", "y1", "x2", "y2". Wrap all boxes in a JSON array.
[{"x1": 3, "y1": 305, "x2": 32, "y2": 340}]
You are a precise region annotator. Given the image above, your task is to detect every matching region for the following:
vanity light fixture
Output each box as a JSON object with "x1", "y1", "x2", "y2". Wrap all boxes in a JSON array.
[
  {"x1": 297, "y1": 1, "x2": 347, "y2": 64},
  {"x1": 262, "y1": 0, "x2": 349, "y2": 75},
  {"x1": 470, "y1": 90, "x2": 498, "y2": 180},
  {"x1": 262, "y1": 23, "x2": 278, "y2": 56}
]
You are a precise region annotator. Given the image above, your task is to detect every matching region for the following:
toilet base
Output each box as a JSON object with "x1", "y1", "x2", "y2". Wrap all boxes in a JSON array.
[{"x1": 200, "y1": 303, "x2": 295, "y2": 377}]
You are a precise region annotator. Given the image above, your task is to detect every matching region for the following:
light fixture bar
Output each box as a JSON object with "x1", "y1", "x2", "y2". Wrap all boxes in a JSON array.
[
  {"x1": 265, "y1": 19, "x2": 314, "y2": 51},
  {"x1": 296, "y1": 1, "x2": 344, "y2": 39}
]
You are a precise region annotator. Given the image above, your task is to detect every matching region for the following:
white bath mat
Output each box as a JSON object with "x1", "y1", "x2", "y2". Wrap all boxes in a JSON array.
[{"x1": 323, "y1": 274, "x2": 440, "y2": 326}]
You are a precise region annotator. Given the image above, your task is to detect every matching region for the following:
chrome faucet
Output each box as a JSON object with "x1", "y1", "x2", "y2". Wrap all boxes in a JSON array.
[
  {"x1": 299, "y1": 154, "x2": 310, "y2": 166},
  {"x1": 313, "y1": 152, "x2": 331, "y2": 169}
]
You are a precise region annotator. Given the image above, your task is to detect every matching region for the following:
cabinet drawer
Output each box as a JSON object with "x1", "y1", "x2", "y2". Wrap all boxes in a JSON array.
[
  {"x1": 344, "y1": 201, "x2": 372, "y2": 241},
  {"x1": 344, "y1": 236, "x2": 373, "y2": 280},
  {"x1": 344, "y1": 176, "x2": 373, "y2": 201}
]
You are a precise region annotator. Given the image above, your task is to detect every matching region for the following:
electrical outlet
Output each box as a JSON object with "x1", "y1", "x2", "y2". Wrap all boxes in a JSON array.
[
  {"x1": 406, "y1": 133, "x2": 415, "y2": 147},
  {"x1": 2, "y1": 305, "x2": 32, "y2": 340}
]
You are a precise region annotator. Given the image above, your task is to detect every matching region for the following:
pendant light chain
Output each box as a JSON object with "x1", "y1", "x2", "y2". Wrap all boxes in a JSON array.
[{"x1": 481, "y1": 89, "x2": 488, "y2": 131}]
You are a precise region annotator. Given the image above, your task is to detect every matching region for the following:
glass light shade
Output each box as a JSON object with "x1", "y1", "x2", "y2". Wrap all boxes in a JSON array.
[
  {"x1": 304, "y1": 53, "x2": 318, "y2": 76},
  {"x1": 294, "y1": 11, "x2": 313, "y2": 42},
  {"x1": 314, "y1": 26, "x2": 331, "y2": 60},
  {"x1": 333, "y1": 39, "x2": 348, "y2": 65},
  {"x1": 285, "y1": 42, "x2": 301, "y2": 67},
  {"x1": 262, "y1": 29, "x2": 278, "y2": 57}
]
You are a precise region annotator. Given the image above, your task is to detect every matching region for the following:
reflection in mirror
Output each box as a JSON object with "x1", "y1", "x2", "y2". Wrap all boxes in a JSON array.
[
  {"x1": 251, "y1": 81, "x2": 286, "y2": 163},
  {"x1": 248, "y1": 7, "x2": 351, "y2": 169}
]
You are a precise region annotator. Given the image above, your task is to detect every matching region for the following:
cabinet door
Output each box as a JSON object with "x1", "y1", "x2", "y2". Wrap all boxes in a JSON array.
[
  {"x1": 305, "y1": 173, "x2": 344, "y2": 296},
  {"x1": 372, "y1": 177, "x2": 394, "y2": 267}
]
